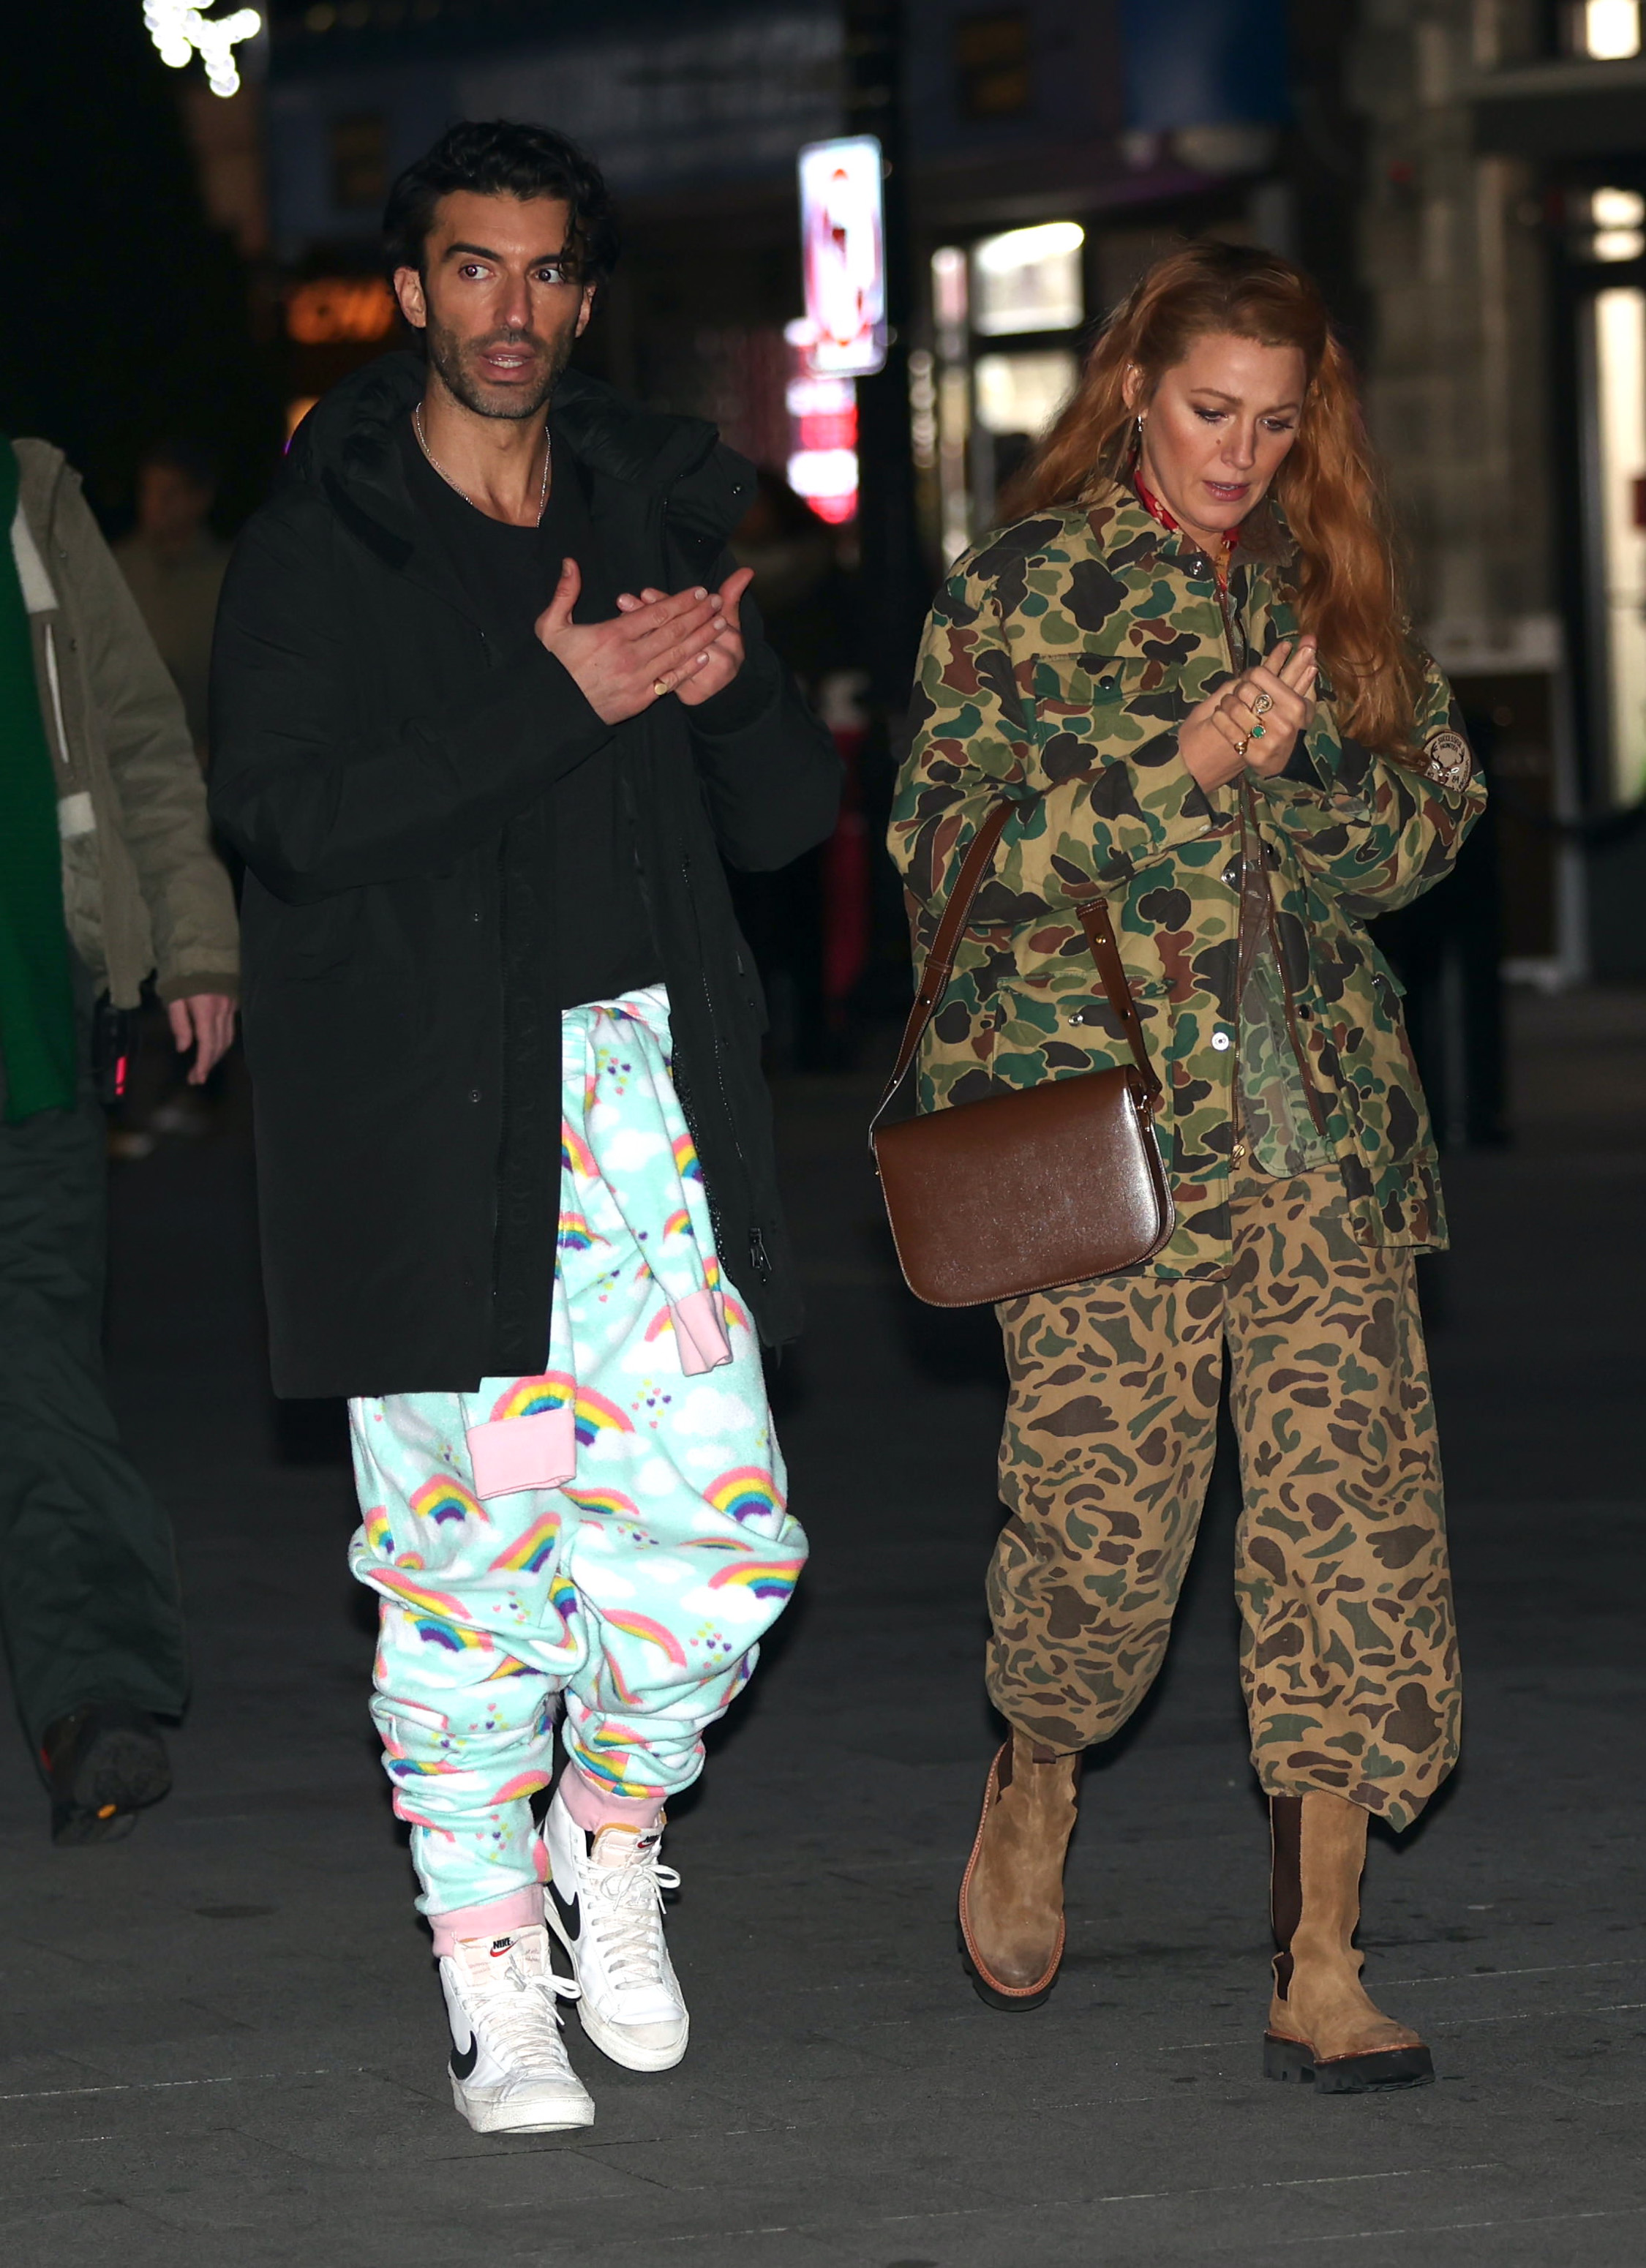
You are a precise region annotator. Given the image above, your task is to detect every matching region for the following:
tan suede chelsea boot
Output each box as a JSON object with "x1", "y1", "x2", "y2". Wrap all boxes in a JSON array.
[
  {"x1": 1264, "y1": 1790, "x2": 1434, "y2": 2092},
  {"x1": 957, "y1": 1732, "x2": 1079, "y2": 2011}
]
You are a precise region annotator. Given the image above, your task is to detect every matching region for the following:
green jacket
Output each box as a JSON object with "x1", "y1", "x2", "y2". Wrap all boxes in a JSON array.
[
  {"x1": 11, "y1": 440, "x2": 237, "y2": 1007},
  {"x1": 888, "y1": 485, "x2": 1485, "y2": 1275}
]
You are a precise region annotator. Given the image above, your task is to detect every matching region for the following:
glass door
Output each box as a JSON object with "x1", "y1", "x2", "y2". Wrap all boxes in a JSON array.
[{"x1": 1582, "y1": 274, "x2": 1646, "y2": 802}]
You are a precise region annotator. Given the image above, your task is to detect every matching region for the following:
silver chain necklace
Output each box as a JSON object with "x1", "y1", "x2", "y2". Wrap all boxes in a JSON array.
[{"x1": 413, "y1": 402, "x2": 550, "y2": 525}]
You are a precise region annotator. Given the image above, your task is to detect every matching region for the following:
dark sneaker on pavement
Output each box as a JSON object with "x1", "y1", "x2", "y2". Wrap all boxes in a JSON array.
[{"x1": 41, "y1": 1702, "x2": 173, "y2": 1847}]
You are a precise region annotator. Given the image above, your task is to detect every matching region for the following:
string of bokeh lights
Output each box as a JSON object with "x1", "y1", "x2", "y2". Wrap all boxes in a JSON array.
[{"x1": 143, "y1": 0, "x2": 263, "y2": 97}]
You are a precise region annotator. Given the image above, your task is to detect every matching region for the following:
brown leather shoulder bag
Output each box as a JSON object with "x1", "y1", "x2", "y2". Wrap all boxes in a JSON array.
[{"x1": 871, "y1": 800, "x2": 1174, "y2": 1307}]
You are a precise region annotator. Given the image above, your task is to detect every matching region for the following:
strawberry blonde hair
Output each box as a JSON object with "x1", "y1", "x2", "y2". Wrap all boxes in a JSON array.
[{"x1": 1001, "y1": 240, "x2": 1423, "y2": 756}]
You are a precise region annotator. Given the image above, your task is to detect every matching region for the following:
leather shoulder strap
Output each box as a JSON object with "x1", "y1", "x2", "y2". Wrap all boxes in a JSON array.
[
  {"x1": 873, "y1": 800, "x2": 1160, "y2": 1131},
  {"x1": 1075, "y1": 899, "x2": 1162, "y2": 1103},
  {"x1": 873, "y1": 800, "x2": 1013, "y2": 1132}
]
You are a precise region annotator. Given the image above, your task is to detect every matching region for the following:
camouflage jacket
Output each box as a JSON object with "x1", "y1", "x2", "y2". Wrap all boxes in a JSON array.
[{"x1": 887, "y1": 484, "x2": 1486, "y2": 1277}]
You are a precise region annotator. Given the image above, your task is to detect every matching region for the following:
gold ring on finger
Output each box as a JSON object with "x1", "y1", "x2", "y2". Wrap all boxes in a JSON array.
[
  {"x1": 1251, "y1": 691, "x2": 1274, "y2": 717},
  {"x1": 1233, "y1": 734, "x2": 1250, "y2": 759},
  {"x1": 653, "y1": 677, "x2": 670, "y2": 696}
]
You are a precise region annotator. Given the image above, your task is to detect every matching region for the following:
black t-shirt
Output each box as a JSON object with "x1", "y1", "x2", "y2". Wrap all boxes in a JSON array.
[{"x1": 399, "y1": 414, "x2": 661, "y2": 1007}]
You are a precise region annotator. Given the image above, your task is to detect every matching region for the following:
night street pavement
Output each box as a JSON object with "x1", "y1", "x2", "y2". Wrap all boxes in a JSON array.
[{"x1": 0, "y1": 989, "x2": 1642, "y2": 2267}]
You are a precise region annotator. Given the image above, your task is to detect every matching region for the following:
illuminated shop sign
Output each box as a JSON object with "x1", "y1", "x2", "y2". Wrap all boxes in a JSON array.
[
  {"x1": 795, "y1": 135, "x2": 887, "y2": 379},
  {"x1": 783, "y1": 365, "x2": 859, "y2": 525},
  {"x1": 285, "y1": 277, "x2": 397, "y2": 345}
]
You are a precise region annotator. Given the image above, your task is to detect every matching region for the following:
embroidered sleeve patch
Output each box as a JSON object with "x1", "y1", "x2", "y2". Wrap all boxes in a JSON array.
[{"x1": 1423, "y1": 729, "x2": 1472, "y2": 789}]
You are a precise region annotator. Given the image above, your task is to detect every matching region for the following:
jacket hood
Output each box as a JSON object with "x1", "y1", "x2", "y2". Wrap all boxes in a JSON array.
[{"x1": 287, "y1": 349, "x2": 755, "y2": 555}]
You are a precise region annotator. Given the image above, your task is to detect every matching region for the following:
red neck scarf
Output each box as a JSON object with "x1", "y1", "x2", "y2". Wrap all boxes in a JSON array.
[{"x1": 1132, "y1": 464, "x2": 1239, "y2": 589}]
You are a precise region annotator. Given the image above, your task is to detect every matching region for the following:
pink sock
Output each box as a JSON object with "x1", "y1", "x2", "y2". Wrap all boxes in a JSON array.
[
  {"x1": 555, "y1": 1761, "x2": 664, "y2": 1833},
  {"x1": 427, "y1": 1884, "x2": 542, "y2": 1957}
]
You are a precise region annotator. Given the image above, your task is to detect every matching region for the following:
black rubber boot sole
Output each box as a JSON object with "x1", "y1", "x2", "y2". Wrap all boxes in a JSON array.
[
  {"x1": 956, "y1": 1920, "x2": 1059, "y2": 2012},
  {"x1": 1264, "y1": 2032, "x2": 1435, "y2": 2092},
  {"x1": 46, "y1": 1708, "x2": 172, "y2": 1847}
]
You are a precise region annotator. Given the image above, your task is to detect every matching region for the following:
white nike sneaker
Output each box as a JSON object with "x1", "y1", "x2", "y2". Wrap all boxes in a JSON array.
[
  {"x1": 439, "y1": 1923, "x2": 595, "y2": 2134},
  {"x1": 543, "y1": 1789, "x2": 689, "y2": 2072}
]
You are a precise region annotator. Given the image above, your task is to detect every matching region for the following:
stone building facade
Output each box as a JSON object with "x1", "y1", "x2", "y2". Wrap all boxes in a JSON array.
[{"x1": 1352, "y1": 0, "x2": 1646, "y2": 979}]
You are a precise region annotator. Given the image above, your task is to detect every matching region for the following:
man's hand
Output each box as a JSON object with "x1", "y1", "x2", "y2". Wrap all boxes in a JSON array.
[
  {"x1": 615, "y1": 568, "x2": 752, "y2": 706},
  {"x1": 534, "y1": 559, "x2": 724, "y2": 724},
  {"x1": 167, "y1": 994, "x2": 237, "y2": 1085},
  {"x1": 1179, "y1": 637, "x2": 1319, "y2": 792}
]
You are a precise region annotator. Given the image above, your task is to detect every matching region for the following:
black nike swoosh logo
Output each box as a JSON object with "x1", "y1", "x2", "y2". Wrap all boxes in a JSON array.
[
  {"x1": 450, "y1": 2033, "x2": 479, "y2": 2081},
  {"x1": 548, "y1": 1880, "x2": 581, "y2": 1941}
]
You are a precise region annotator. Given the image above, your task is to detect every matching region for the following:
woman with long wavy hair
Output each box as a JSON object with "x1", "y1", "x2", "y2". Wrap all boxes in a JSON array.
[{"x1": 890, "y1": 241, "x2": 1482, "y2": 2090}]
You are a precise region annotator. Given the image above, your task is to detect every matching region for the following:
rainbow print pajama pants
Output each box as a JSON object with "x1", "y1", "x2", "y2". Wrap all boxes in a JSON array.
[{"x1": 347, "y1": 986, "x2": 805, "y2": 1919}]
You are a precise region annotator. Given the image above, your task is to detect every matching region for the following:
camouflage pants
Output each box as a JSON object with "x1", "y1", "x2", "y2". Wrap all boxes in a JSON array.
[{"x1": 990, "y1": 1170, "x2": 1459, "y2": 1832}]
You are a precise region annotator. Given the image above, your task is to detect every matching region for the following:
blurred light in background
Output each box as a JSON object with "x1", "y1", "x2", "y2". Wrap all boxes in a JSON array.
[
  {"x1": 285, "y1": 277, "x2": 397, "y2": 344},
  {"x1": 1577, "y1": 1, "x2": 1642, "y2": 59},
  {"x1": 909, "y1": 350, "x2": 938, "y2": 473},
  {"x1": 143, "y1": 0, "x2": 263, "y2": 97},
  {"x1": 974, "y1": 350, "x2": 1079, "y2": 438},
  {"x1": 1589, "y1": 285, "x2": 1646, "y2": 799},
  {"x1": 784, "y1": 362, "x2": 859, "y2": 525},
  {"x1": 931, "y1": 247, "x2": 969, "y2": 340},
  {"x1": 931, "y1": 249, "x2": 972, "y2": 565},
  {"x1": 971, "y1": 222, "x2": 1086, "y2": 337},
  {"x1": 797, "y1": 136, "x2": 887, "y2": 380},
  {"x1": 1590, "y1": 187, "x2": 1646, "y2": 262}
]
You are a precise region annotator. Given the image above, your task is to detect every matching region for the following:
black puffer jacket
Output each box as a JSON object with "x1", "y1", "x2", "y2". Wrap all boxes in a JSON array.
[{"x1": 210, "y1": 352, "x2": 839, "y2": 1398}]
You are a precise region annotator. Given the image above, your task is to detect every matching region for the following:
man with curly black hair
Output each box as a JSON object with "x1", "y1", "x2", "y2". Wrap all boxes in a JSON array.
[{"x1": 211, "y1": 121, "x2": 838, "y2": 2136}]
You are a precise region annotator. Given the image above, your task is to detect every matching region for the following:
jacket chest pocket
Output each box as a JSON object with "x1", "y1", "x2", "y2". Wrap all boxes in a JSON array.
[
  {"x1": 1024, "y1": 650, "x2": 1190, "y2": 721},
  {"x1": 1018, "y1": 652, "x2": 1183, "y2": 786}
]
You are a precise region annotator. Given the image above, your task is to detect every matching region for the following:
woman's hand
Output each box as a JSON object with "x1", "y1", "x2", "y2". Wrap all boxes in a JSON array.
[{"x1": 1178, "y1": 636, "x2": 1319, "y2": 791}]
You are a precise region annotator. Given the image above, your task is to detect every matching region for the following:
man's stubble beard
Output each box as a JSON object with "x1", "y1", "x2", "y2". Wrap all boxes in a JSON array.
[{"x1": 424, "y1": 313, "x2": 576, "y2": 421}]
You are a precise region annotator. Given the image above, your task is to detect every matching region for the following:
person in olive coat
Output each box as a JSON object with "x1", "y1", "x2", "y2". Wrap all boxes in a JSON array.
[{"x1": 1, "y1": 433, "x2": 237, "y2": 1843}]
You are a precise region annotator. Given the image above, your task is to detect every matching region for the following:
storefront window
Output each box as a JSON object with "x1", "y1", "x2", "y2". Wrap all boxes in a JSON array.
[
  {"x1": 971, "y1": 222, "x2": 1084, "y2": 337},
  {"x1": 1589, "y1": 187, "x2": 1645, "y2": 263},
  {"x1": 1574, "y1": 0, "x2": 1641, "y2": 59},
  {"x1": 974, "y1": 350, "x2": 1078, "y2": 438}
]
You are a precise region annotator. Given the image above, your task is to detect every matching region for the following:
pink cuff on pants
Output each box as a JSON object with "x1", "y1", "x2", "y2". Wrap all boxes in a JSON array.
[
  {"x1": 556, "y1": 1762, "x2": 665, "y2": 1833},
  {"x1": 669, "y1": 1288, "x2": 732, "y2": 1375},
  {"x1": 428, "y1": 1883, "x2": 543, "y2": 1955},
  {"x1": 466, "y1": 1406, "x2": 577, "y2": 1500}
]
